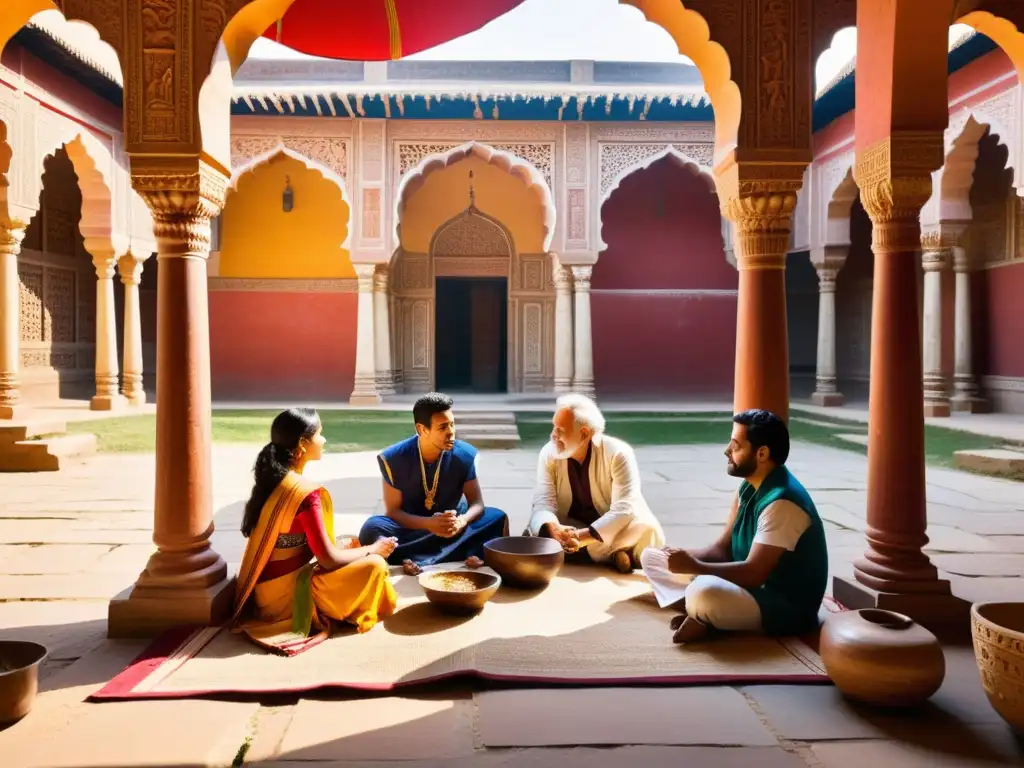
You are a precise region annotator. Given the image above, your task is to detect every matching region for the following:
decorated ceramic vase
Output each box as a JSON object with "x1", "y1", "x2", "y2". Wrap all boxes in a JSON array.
[
  {"x1": 819, "y1": 608, "x2": 945, "y2": 707},
  {"x1": 971, "y1": 602, "x2": 1024, "y2": 733}
]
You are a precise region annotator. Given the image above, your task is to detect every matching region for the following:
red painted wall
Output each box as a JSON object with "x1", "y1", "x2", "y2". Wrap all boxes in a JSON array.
[
  {"x1": 209, "y1": 291, "x2": 358, "y2": 400},
  {"x1": 976, "y1": 263, "x2": 1024, "y2": 378},
  {"x1": 592, "y1": 157, "x2": 737, "y2": 396}
]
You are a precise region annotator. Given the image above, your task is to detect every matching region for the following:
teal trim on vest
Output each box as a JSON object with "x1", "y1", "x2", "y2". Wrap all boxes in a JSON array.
[{"x1": 730, "y1": 466, "x2": 829, "y2": 636}]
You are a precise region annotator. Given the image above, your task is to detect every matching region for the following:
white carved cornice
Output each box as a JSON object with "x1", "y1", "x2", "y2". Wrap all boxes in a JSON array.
[
  {"x1": 230, "y1": 135, "x2": 350, "y2": 185},
  {"x1": 598, "y1": 142, "x2": 714, "y2": 204}
]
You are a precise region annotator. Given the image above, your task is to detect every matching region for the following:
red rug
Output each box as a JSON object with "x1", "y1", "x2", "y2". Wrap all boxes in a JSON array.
[{"x1": 92, "y1": 568, "x2": 840, "y2": 701}]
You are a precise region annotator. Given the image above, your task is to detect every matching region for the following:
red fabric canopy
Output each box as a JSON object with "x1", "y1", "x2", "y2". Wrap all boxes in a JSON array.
[{"x1": 262, "y1": 0, "x2": 528, "y2": 61}]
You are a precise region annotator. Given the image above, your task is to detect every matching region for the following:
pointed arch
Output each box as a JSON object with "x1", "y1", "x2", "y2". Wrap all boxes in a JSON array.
[
  {"x1": 618, "y1": 0, "x2": 742, "y2": 159},
  {"x1": 229, "y1": 144, "x2": 352, "y2": 249},
  {"x1": 394, "y1": 141, "x2": 556, "y2": 252}
]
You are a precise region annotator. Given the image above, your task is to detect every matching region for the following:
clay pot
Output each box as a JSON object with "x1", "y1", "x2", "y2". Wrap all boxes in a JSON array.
[
  {"x1": 971, "y1": 602, "x2": 1024, "y2": 733},
  {"x1": 819, "y1": 608, "x2": 945, "y2": 707},
  {"x1": 484, "y1": 536, "x2": 564, "y2": 589},
  {"x1": 419, "y1": 569, "x2": 501, "y2": 615},
  {"x1": 0, "y1": 640, "x2": 48, "y2": 725}
]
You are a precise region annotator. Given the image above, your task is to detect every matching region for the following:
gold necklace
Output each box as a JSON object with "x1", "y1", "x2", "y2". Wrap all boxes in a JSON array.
[{"x1": 419, "y1": 444, "x2": 443, "y2": 511}]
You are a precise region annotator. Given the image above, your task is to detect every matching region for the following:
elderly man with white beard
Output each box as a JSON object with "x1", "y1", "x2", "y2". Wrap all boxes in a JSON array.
[{"x1": 525, "y1": 394, "x2": 665, "y2": 573}]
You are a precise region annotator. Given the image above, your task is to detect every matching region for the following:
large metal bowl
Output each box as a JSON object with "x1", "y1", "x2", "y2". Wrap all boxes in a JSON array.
[
  {"x1": 0, "y1": 640, "x2": 48, "y2": 725},
  {"x1": 484, "y1": 535, "x2": 564, "y2": 589},
  {"x1": 419, "y1": 569, "x2": 501, "y2": 614}
]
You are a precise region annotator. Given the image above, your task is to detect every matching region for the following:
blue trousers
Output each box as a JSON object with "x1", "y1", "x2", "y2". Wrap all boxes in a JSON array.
[{"x1": 358, "y1": 505, "x2": 509, "y2": 566}]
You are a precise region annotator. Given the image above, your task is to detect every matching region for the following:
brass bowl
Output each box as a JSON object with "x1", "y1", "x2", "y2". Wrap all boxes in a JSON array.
[
  {"x1": 0, "y1": 640, "x2": 48, "y2": 725},
  {"x1": 419, "y1": 569, "x2": 501, "y2": 614},
  {"x1": 971, "y1": 602, "x2": 1024, "y2": 733},
  {"x1": 484, "y1": 536, "x2": 564, "y2": 589}
]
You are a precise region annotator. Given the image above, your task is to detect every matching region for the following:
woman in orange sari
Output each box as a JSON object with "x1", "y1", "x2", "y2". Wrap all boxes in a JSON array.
[{"x1": 232, "y1": 408, "x2": 398, "y2": 655}]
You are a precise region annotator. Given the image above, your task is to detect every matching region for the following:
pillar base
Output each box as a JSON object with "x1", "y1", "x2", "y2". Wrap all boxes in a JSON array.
[
  {"x1": 951, "y1": 395, "x2": 988, "y2": 414},
  {"x1": 90, "y1": 393, "x2": 128, "y2": 412},
  {"x1": 124, "y1": 390, "x2": 148, "y2": 406},
  {"x1": 0, "y1": 403, "x2": 29, "y2": 420},
  {"x1": 832, "y1": 575, "x2": 971, "y2": 638},
  {"x1": 923, "y1": 400, "x2": 952, "y2": 417},
  {"x1": 107, "y1": 576, "x2": 235, "y2": 638},
  {"x1": 571, "y1": 380, "x2": 595, "y2": 398},
  {"x1": 375, "y1": 372, "x2": 396, "y2": 397},
  {"x1": 810, "y1": 391, "x2": 844, "y2": 407},
  {"x1": 350, "y1": 392, "x2": 382, "y2": 406}
]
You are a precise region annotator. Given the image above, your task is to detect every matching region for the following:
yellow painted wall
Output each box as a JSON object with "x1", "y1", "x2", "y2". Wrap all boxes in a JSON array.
[
  {"x1": 400, "y1": 156, "x2": 546, "y2": 253},
  {"x1": 219, "y1": 154, "x2": 353, "y2": 278}
]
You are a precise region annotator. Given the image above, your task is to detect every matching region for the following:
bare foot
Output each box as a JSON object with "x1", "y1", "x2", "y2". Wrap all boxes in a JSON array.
[
  {"x1": 672, "y1": 616, "x2": 709, "y2": 645},
  {"x1": 402, "y1": 559, "x2": 423, "y2": 576},
  {"x1": 611, "y1": 550, "x2": 634, "y2": 574},
  {"x1": 464, "y1": 556, "x2": 484, "y2": 569},
  {"x1": 669, "y1": 612, "x2": 688, "y2": 631}
]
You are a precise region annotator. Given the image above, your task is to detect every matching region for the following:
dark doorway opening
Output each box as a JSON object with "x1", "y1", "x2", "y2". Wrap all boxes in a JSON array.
[{"x1": 435, "y1": 277, "x2": 508, "y2": 393}]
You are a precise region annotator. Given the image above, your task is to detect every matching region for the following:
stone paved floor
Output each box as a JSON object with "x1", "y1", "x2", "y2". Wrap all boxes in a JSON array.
[{"x1": 1, "y1": 441, "x2": 1023, "y2": 766}]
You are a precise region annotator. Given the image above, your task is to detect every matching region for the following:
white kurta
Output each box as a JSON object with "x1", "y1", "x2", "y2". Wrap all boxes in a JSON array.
[{"x1": 527, "y1": 434, "x2": 665, "y2": 562}]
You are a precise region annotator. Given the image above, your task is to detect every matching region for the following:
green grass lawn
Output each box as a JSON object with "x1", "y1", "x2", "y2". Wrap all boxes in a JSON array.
[{"x1": 65, "y1": 407, "x2": 1016, "y2": 471}]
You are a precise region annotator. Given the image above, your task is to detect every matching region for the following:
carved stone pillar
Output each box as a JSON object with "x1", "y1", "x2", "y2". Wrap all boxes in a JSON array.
[
  {"x1": 107, "y1": 164, "x2": 231, "y2": 638},
  {"x1": 920, "y1": 235, "x2": 951, "y2": 417},
  {"x1": 0, "y1": 223, "x2": 26, "y2": 419},
  {"x1": 350, "y1": 263, "x2": 381, "y2": 405},
  {"x1": 726, "y1": 189, "x2": 797, "y2": 423},
  {"x1": 570, "y1": 266, "x2": 594, "y2": 397},
  {"x1": 832, "y1": 140, "x2": 966, "y2": 626},
  {"x1": 372, "y1": 265, "x2": 394, "y2": 396},
  {"x1": 553, "y1": 262, "x2": 574, "y2": 393},
  {"x1": 118, "y1": 251, "x2": 147, "y2": 405},
  {"x1": 86, "y1": 241, "x2": 126, "y2": 412},
  {"x1": 810, "y1": 246, "x2": 847, "y2": 407},
  {"x1": 951, "y1": 246, "x2": 984, "y2": 412}
]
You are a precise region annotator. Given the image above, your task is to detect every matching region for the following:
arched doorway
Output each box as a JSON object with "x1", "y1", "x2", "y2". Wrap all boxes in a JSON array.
[{"x1": 390, "y1": 154, "x2": 556, "y2": 394}]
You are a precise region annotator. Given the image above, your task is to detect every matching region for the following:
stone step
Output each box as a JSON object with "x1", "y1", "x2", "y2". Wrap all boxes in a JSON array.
[
  {"x1": 456, "y1": 411, "x2": 518, "y2": 425},
  {"x1": 0, "y1": 419, "x2": 68, "y2": 445},
  {"x1": 461, "y1": 433, "x2": 521, "y2": 450},
  {"x1": 459, "y1": 424, "x2": 520, "y2": 436},
  {"x1": 954, "y1": 448, "x2": 1024, "y2": 480},
  {"x1": 0, "y1": 433, "x2": 97, "y2": 472},
  {"x1": 834, "y1": 433, "x2": 870, "y2": 447}
]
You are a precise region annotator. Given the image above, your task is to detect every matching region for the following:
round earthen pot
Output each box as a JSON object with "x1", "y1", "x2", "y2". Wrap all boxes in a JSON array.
[
  {"x1": 819, "y1": 608, "x2": 945, "y2": 707},
  {"x1": 971, "y1": 602, "x2": 1024, "y2": 733}
]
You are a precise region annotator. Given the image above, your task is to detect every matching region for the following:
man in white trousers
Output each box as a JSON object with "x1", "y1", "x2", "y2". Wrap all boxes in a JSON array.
[{"x1": 526, "y1": 394, "x2": 665, "y2": 573}]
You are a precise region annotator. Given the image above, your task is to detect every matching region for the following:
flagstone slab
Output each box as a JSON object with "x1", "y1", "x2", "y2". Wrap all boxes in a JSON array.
[
  {"x1": 0, "y1": 543, "x2": 114, "y2": 574},
  {"x1": 475, "y1": 688, "x2": 777, "y2": 747},
  {"x1": 930, "y1": 552, "x2": 1024, "y2": 577},
  {"x1": 922, "y1": 525, "x2": 1003, "y2": 553},
  {"x1": 273, "y1": 696, "x2": 475, "y2": 761},
  {"x1": 0, "y1": 572, "x2": 132, "y2": 600},
  {"x1": 809, "y1": 723, "x2": 1024, "y2": 767},
  {"x1": 946, "y1": 574, "x2": 1024, "y2": 604}
]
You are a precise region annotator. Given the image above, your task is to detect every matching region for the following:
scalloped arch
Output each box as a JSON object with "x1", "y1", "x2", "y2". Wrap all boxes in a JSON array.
[
  {"x1": 619, "y1": 0, "x2": 741, "y2": 160},
  {"x1": 827, "y1": 165, "x2": 858, "y2": 220},
  {"x1": 945, "y1": 112, "x2": 1017, "y2": 188},
  {"x1": 394, "y1": 141, "x2": 556, "y2": 252},
  {"x1": 597, "y1": 148, "x2": 715, "y2": 249},
  {"x1": 229, "y1": 144, "x2": 352, "y2": 250},
  {"x1": 958, "y1": 10, "x2": 1024, "y2": 83}
]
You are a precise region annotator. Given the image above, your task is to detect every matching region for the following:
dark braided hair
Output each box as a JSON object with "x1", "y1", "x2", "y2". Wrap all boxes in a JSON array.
[{"x1": 241, "y1": 408, "x2": 320, "y2": 538}]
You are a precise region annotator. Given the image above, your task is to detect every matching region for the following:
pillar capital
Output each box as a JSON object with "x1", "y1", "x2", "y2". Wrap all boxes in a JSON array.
[
  {"x1": 118, "y1": 251, "x2": 147, "y2": 286},
  {"x1": 552, "y1": 262, "x2": 573, "y2": 294},
  {"x1": 0, "y1": 220, "x2": 26, "y2": 253},
  {"x1": 855, "y1": 134, "x2": 943, "y2": 242},
  {"x1": 952, "y1": 245, "x2": 973, "y2": 274},
  {"x1": 353, "y1": 263, "x2": 376, "y2": 291},
  {"x1": 721, "y1": 178, "x2": 800, "y2": 271},
  {"x1": 85, "y1": 239, "x2": 119, "y2": 279},
  {"x1": 570, "y1": 265, "x2": 592, "y2": 292},
  {"x1": 132, "y1": 157, "x2": 228, "y2": 259},
  {"x1": 810, "y1": 245, "x2": 848, "y2": 289},
  {"x1": 372, "y1": 264, "x2": 389, "y2": 293}
]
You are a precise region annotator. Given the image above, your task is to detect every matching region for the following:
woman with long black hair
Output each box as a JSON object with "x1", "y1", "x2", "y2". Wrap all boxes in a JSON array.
[{"x1": 232, "y1": 408, "x2": 398, "y2": 654}]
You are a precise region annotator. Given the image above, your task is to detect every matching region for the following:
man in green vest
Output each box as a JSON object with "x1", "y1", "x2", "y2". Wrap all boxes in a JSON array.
[{"x1": 640, "y1": 409, "x2": 828, "y2": 644}]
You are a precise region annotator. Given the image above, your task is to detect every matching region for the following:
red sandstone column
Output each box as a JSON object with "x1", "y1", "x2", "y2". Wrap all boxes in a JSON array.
[
  {"x1": 833, "y1": 156, "x2": 966, "y2": 625},
  {"x1": 108, "y1": 193, "x2": 231, "y2": 637},
  {"x1": 729, "y1": 196, "x2": 795, "y2": 423}
]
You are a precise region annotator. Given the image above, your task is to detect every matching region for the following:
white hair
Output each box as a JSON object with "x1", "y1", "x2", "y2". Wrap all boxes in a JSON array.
[{"x1": 555, "y1": 393, "x2": 606, "y2": 435}]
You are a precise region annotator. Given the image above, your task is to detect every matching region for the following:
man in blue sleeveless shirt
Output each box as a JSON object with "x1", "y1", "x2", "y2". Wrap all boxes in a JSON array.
[
  {"x1": 358, "y1": 392, "x2": 509, "y2": 576},
  {"x1": 641, "y1": 409, "x2": 828, "y2": 644}
]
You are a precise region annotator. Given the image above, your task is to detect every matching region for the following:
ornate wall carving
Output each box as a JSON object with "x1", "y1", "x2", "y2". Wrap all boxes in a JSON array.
[
  {"x1": 564, "y1": 124, "x2": 588, "y2": 185},
  {"x1": 396, "y1": 142, "x2": 554, "y2": 189},
  {"x1": 598, "y1": 142, "x2": 714, "y2": 201},
  {"x1": 230, "y1": 134, "x2": 350, "y2": 182},
  {"x1": 362, "y1": 189, "x2": 382, "y2": 240},
  {"x1": 432, "y1": 214, "x2": 512, "y2": 257}
]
